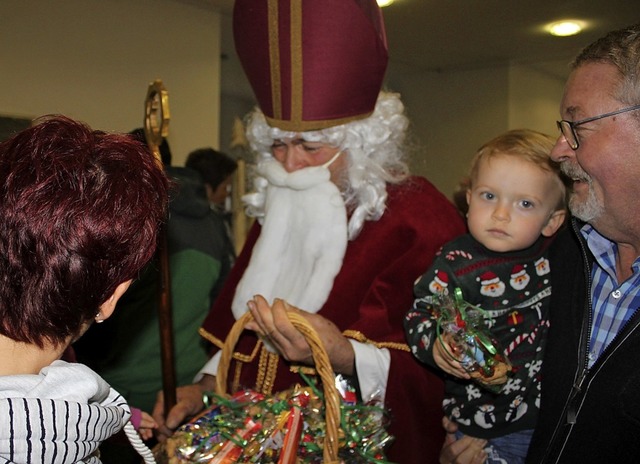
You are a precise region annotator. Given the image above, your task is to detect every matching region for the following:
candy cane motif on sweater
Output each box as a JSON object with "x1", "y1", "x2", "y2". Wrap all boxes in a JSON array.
[
  {"x1": 506, "y1": 319, "x2": 550, "y2": 355},
  {"x1": 445, "y1": 249, "x2": 473, "y2": 261}
]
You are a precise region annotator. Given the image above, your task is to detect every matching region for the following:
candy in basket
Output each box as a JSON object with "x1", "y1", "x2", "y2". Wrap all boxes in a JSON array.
[
  {"x1": 155, "y1": 311, "x2": 394, "y2": 463},
  {"x1": 432, "y1": 288, "x2": 512, "y2": 392},
  {"x1": 158, "y1": 378, "x2": 392, "y2": 463}
]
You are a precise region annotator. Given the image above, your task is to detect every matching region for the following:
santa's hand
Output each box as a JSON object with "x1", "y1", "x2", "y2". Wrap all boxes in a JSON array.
[
  {"x1": 246, "y1": 295, "x2": 355, "y2": 376},
  {"x1": 433, "y1": 334, "x2": 471, "y2": 379},
  {"x1": 246, "y1": 295, "x2": 313, "y2": 363},
  {"x1": 152, "y1": 375, "x2": 214, "y2": 441}
]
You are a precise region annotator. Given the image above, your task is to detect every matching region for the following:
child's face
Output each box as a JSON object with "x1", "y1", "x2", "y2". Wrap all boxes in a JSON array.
[{"x1": 466, "y1": 154, "x2": 565, "y2": 253}]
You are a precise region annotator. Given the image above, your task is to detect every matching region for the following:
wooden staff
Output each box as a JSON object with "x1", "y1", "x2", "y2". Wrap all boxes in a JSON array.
[
  {"x1": 143, "y1": 79, "x2": 177, "y2": 414},
  {"x1": 229, "y1": 116, "x2": 252, "y2": 254}
]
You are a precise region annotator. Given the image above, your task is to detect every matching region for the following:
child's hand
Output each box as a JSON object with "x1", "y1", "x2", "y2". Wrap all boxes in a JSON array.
[
  {"x1": 137, "y1": 411, "x2": 158, "y2": 441},
  {"x1": 470, "y1": 360, "x2": 511, "y2": 386},
  {"x1": 131, "y1": 407, "x2": 158, "y2": 441},
  {"x1": 433, "y1": 333, "x2": 471, "y2": 379}
]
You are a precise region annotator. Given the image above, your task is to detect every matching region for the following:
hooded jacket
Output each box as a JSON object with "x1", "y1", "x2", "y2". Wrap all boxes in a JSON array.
[{"x1": 0, "y1": 361, "x2": 130, "y2": 464}]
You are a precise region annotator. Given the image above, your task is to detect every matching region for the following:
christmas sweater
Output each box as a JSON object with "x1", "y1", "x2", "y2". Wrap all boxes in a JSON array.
[{"x1": 405, "y1": 233, "x2": 554, "y2": 439}]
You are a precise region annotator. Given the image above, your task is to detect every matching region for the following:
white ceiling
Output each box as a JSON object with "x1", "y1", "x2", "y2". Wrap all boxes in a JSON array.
[
  {"x1": 188, "y1": 0, "x2": 638, "y2": 81},
  {"x1": 379, "y1": 0, "x2": 638, "y2": 77},
  {"x1": 176, "y1": 0, "x2": 638, "y2": 111}
]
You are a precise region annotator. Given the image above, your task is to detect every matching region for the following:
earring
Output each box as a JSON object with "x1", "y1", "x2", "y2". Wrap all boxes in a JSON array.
[{"x1": 95, "y1": 312, "x2": 104, "y2": 324}]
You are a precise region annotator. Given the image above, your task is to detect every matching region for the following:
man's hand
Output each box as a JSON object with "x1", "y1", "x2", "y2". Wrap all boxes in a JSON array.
[
  {"x1": 246, "y1": 295, "x2": 355, "y2": 375},
  {"x1": 152, "y1": 374, "x2": 216, "y2": 441},
  {"x1": 440, "y1": 417, "x2": 487, "y2": 464}
]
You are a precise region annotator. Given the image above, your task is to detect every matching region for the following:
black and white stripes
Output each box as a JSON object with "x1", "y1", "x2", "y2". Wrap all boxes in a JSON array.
[{"x1": 0, "y1": 361, "x2": 130, "y2": 464}]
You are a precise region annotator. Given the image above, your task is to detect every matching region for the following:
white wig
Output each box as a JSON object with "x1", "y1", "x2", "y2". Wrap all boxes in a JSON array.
[{"x1": 243, "y1": 90, "x2": 410, "y2": 240}]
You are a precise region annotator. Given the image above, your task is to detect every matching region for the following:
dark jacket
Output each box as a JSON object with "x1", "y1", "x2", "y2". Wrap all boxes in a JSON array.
[
  {"x1": 74, "y1": 167, "x2": 234, "y2": 412},
  {"x1": 527, "y1": 219, "x2": 640, "y2": 463}
]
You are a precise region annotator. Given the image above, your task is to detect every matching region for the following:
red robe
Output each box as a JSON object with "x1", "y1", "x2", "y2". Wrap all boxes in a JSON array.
[{"x1": 200, "y1": 176, "x2": 466, "y2": 463}]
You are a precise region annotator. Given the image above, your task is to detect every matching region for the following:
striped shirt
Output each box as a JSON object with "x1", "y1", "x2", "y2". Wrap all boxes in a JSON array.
[
  {"x1": 0, "y1": 361, "x2": 131, "y2": 464},
  {"x1": 582, "y1": 224, "x2": 640, "y2": 367}
]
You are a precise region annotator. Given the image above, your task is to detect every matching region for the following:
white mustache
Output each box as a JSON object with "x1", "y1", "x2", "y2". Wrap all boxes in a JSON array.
[{"x1": 257, "y1": 158, "x2": 330, "y2": 190}]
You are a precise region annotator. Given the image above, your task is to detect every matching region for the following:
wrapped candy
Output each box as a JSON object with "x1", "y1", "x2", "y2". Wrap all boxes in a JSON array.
[
  {"x1": 432, "y1": 288, "x2": 512, "y2": 392},
  {"x1": 156, "y1": 375, "x2": 393, "y2": 463},
  {"x1": 155, "y1": 311, "x2": 394, "y2": 463}
]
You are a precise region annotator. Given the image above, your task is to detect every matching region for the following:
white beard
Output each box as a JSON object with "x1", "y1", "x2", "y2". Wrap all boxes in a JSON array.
[{"x1": 231, "y1": 159, "x2": 348, "y2": 319}]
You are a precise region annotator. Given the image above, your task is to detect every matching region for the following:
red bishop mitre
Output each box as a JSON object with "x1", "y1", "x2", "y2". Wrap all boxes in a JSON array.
[{"x1": 233, "y1": 0, "x2": 389, "y2": 131}]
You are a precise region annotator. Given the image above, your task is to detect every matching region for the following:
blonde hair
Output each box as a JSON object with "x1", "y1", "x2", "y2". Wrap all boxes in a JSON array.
[
  {"x1": 466, "y1": 129, "x2": 568, "y2": 210},
  {"x1": 243, "y1": 91, "x2": 410, "y2": 239}
]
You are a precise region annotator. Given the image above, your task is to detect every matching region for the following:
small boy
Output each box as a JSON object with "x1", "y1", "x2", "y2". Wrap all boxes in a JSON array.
[{"x1": 405, "y1": 129, "x2": 567, "y2": 464}]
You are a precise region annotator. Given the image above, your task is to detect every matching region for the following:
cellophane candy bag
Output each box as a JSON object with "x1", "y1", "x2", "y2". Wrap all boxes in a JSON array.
[{"x1": 432, "y1": 288, "x2": 512, "y2": 392}]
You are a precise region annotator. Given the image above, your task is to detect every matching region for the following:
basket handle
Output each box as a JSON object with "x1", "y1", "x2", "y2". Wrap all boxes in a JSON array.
[{"x1": 215, "y1": 309, "x2": 341, "y2": 463}]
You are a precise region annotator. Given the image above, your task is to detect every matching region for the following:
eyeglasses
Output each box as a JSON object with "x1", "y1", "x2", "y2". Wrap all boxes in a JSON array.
[{"x1": 556, "y1": 103, "x2": 640, "y2": 150}]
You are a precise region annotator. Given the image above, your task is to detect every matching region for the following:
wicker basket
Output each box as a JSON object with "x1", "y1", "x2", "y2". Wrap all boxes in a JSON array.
[{"x1": 215, "y1": 310, "x2": 341, "y2": 463}]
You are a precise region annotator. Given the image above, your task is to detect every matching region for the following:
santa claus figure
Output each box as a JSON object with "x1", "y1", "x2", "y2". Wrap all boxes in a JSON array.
[
  {"x1": 152, "y1": 2, "x2": 466, "y2": 463},
  {"x1": 478, "y1": 271, "x2": 506, "y2": 297},
  {"x1": 429, "y1": 269, "x2": 450, "y2": 294},
  {"x1": 509, "y1": 264, "x2": 530, "y2": 291},
  {"x1": 534, "y1": 256, "x2": 551, "y2": 276}
]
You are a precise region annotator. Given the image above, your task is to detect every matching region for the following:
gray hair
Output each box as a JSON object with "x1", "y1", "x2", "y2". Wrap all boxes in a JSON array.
[{"x1": 572, "y1": 23, "x2": 640, "y2": 106}]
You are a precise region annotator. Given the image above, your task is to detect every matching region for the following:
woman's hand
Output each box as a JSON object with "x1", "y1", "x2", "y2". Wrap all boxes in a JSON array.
[
  {"x1": 246, "y1": 295, "x2": 355, "y2": 375},
  {"x1": 152, "y1": 374, "x2": 216, "y2": 441}
]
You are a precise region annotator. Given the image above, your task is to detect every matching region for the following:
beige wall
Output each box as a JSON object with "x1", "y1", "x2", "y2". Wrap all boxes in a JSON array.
[
  {"x1": 509, "y1": 63, "x2": 567, "y2": 136},
  {"x1": 0, "y1": 1, "x2": 567, "y2": 200},
  {"x1": 387, "y1": 63, "x2": 508, "y2": 199},
  {"x1": 0, "y1": 0, "x2": 221, "y2": 166},
  {"x1": 385, "y1": 62, "x2": 566, "y2": 201}
]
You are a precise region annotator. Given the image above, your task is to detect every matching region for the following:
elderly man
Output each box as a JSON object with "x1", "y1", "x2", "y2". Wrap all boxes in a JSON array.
[
  {"x1": 527, "y1": 23, "x2": 640, "y2": 464},
  {"x1": 440, "y1": 23, "x2": 640, "y2": 464}
]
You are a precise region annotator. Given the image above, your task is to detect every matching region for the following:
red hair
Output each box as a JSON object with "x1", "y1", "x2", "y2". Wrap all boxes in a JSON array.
[{"x1": 0, "y1": 115, "x2": 169, "y2": 347}]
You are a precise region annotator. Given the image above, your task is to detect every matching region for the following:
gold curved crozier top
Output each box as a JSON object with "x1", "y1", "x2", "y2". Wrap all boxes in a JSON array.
[{"x1": 143, "y1": 79, "x2": 170, "y2": 166}]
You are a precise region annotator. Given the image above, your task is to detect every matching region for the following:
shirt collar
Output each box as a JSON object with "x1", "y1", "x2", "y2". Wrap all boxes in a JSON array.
[{"x1": 580, "y1": 223, "x2": 640, "y2": 277}]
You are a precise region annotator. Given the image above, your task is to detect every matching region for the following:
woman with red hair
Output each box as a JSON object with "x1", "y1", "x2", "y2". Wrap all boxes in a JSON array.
[{"x1": 0, "y1": 115, "x2": 169, "y2": 463}]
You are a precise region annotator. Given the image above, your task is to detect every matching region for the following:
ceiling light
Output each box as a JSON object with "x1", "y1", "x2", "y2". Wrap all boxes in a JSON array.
[
  {"x1": 377, "y1": 0, "x2": 394, "y2": 7},
  {"x1": 548, "y1": 20, "x2": 584, "y2": 37}
]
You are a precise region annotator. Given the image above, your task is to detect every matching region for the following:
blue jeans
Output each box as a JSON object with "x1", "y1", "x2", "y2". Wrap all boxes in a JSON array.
[{"x1": 455, "y1": 429, "x2": 533, "y2": 464}]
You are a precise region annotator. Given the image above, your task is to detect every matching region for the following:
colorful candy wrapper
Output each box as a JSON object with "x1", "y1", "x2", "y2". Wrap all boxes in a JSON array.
[
  {"x1": 155, "y1": 375, "x2": 394, "y2": 463},
  {"x1": 432, "y1": 288, "x2": 512, "y2": 393},
  {"x1": 277, "y1": 406, "x2": 302, "y2": 464}
]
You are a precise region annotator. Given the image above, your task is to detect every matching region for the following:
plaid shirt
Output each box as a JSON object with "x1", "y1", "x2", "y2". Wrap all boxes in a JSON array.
[{"x1": 582, "y1": 224, "x2": 640, "y2": 367}]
